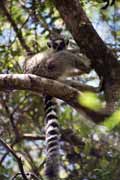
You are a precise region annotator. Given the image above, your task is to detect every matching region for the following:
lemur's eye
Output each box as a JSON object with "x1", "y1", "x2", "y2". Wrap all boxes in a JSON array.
[
  {"x1": 53, "y1": 42, "x2": 58, "y2": 49},
  {"x1": 60, "y1": 41, "x2": 65, "y2": 48}
]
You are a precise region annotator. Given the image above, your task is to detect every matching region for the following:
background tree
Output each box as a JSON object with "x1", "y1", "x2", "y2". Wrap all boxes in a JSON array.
[{"x1": 0, "y1": 0, "x2": 120, "y2": 179}]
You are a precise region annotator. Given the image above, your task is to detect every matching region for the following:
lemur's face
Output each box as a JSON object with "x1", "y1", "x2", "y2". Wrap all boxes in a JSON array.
[{"x1": 47, "y1": 38, "x2": 69, "y2": 51}]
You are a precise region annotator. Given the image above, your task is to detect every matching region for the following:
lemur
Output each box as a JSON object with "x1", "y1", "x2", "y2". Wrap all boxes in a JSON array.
[
  {"x1": 24, "y1": 34, "x2": 91, "y2": 179},
  {"x1": 102, "y1": 0, "x2": 116, "y2": 9},
  {"x1": 44, "y1": 36, "x2": 69, "y2": 179}
]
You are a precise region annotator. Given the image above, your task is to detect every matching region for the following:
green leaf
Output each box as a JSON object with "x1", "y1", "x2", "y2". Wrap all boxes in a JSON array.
[
  {"x1": 102, "y1": 110, "x2": 120, "y2": 130},
  {"x1": 78, "y1": 91, "x2": 102, "y2": 111}
]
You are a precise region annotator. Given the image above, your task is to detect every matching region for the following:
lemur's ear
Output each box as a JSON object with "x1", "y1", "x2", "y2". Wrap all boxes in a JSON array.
[{"x1": 47, "y1": 42, "x2": 52, "y2": 48}]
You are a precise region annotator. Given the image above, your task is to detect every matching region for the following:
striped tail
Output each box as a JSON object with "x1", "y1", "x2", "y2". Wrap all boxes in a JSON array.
[{"x1": 44, "y1": 95, "x2": 60, "y2": 179}]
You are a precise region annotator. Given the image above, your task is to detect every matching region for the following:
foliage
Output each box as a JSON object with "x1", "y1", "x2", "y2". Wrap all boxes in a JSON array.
[
  {"x1": 0, "y1": 0, "x2": 120, "y2": 180},
  {"x1": 79, "y1": 91, "x2": 102, "y2": 110}
]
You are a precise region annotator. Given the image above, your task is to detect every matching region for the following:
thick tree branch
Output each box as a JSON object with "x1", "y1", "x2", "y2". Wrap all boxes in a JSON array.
[
  {"x1": 53, "y1": 0, "x2": 118, "y2": 77},
  {"x1": 61, "y1": 79, "x2": 100, "y2": 92},
  {"x1": 53, "y1": 0, "x2": 120, "y2": 112},
  {"x1": 0, "y1": 74, "x2": 109, "y2": 123}
]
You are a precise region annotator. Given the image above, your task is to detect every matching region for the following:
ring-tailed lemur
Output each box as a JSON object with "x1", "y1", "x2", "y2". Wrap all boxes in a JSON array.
[
  {"x1": 44, "y1": 36, "x2": 69, "y2": 179},
  {"x1": 24, "y1": 35, "x2": 91, "y2": 179}
]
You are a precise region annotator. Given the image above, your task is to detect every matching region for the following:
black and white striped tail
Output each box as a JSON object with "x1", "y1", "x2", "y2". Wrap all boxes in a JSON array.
[{"x1": 44, "y1": 95, "x2": 60, "y2": 179}]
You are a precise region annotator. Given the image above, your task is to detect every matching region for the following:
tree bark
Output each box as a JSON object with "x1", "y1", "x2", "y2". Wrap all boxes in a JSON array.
[
  {"x1": 0, "y1": 74, "x2": 109, "y2": 123},
  {"x1": 53, "y1": 0, "x2": 120, "y2": 112}
]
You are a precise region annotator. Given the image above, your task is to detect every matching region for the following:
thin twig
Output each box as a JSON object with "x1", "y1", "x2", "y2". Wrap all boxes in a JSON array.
[
  {"x1": 0, "y1": 140, "x2": 16, "y2": 164},
  {"x1": 0, "y1": 0, "x2": 32, "y2": 55},
  {"x1": 11, "y1": 172, "x2": 40, "y2": 180},
  {"x1": 0, "y1": 134, "x2": 45, "y2": 165},
  {"x1": 1, "y1": 98, "x2": 20, "y2": 139},
  {"x1": 0, "y1": 138, "x2": 28, "y2": 180}
]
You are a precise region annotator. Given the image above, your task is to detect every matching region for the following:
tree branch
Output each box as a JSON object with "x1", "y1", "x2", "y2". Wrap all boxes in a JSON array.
[
  {"x1": 0, "y1": 0, "x2": 32, "y2": 55},
  {"x1": 61, "y1": 79, "x2": 100, "y2": 92},
  {"x1": 0, "y1": 74, "x2": 109, "y2": 123},
  {"x1": 53, "y1": 0, "x2": 118, "y2": 77},
  {"x1": 0, "y1": 138, "x2": 28, "y2": 180},
  {"x1": 11, "y1": 172, "x2": 40, "y2": 180},
  {"x1": 21, "y1": 134, "x2": 45, "y2": 141},
  {"x1": 52, "y1": 0, "x2": 120, "y2": 113},
  {"x1": 1, "y1": 97, "x2": 20, "y2": 139}
]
